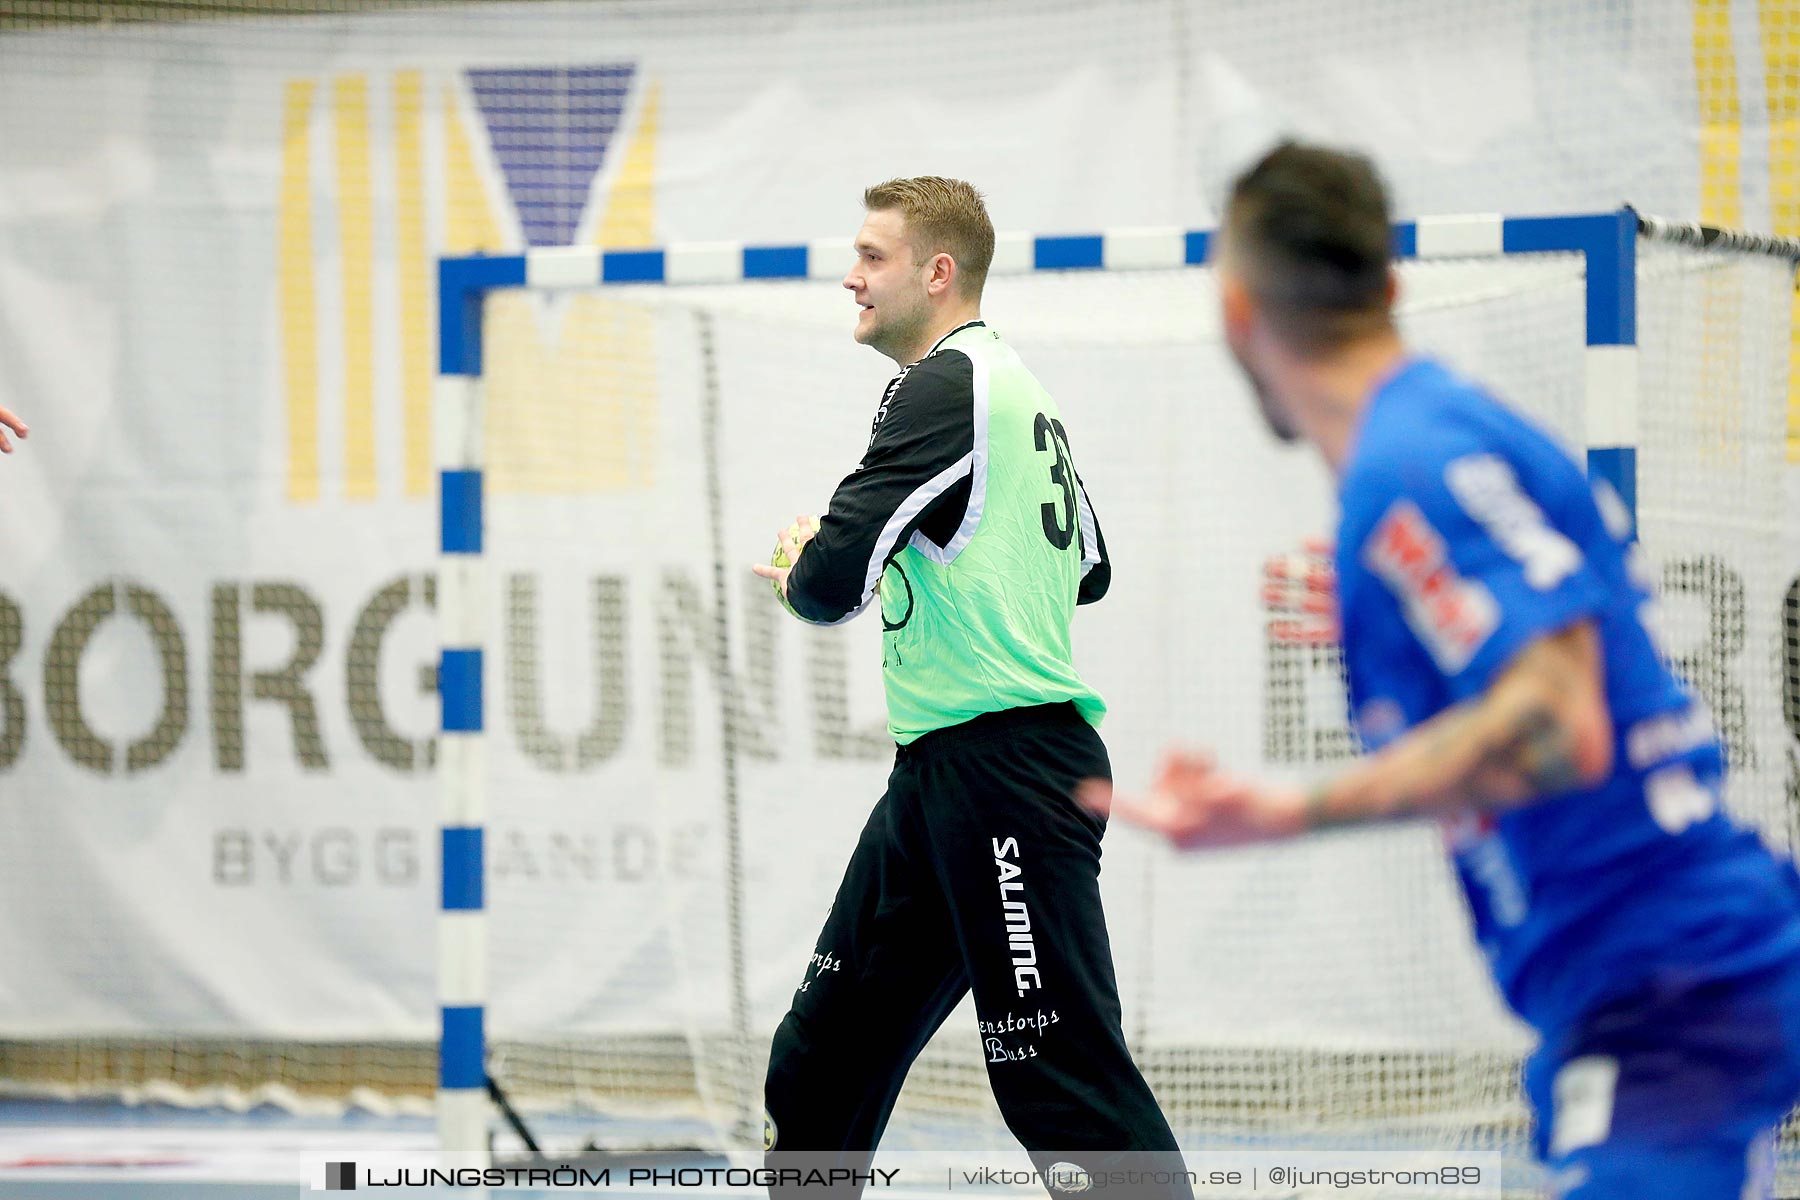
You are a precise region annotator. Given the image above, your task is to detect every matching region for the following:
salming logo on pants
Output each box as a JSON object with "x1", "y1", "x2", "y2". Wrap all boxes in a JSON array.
[{"x1": 763, "y1": 703, "x2": 1191, "y2": 1199}]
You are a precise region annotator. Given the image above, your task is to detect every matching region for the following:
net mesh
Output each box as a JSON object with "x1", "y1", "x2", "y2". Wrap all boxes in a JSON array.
[
  {"x1": 3, "y1": 239, "x2": 1792, "y2": 1187},
  {"x1": 462, "y1": 243, "x2": 1788, "y2": 1162}
]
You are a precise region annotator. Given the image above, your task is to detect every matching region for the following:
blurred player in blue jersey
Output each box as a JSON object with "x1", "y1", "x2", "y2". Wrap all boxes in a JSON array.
[{"x1": 1084, "y1": 141, "x2": 1800, "y2": 1198}]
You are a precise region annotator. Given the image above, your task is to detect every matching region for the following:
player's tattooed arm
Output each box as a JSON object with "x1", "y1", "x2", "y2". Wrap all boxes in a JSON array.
[
  {"x1": 1084, "y1": 622, "x2": 1613, "y2": 849},
  {"x1": 1306, "y1": 621, "x2": 1613, "y2": 828}
]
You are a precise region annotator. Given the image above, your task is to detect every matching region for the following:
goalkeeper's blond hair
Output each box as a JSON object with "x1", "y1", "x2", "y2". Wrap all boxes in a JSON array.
[{"x1": 862, "y1": 176, "x2": 995, "y2": 300}]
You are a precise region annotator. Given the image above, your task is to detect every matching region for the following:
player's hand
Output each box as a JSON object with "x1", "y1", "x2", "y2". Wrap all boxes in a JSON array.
[
  {"x1": 1078, "y1": 748, "x2": 1308, "y2": 849},
  {"x1": 0, "y1": 405, "x2": 28, "y2": 455},
  {"x1": 751, "y1": 514, "x2": 821, "y2": 597},
  {"x1": 1262, "y1": 536, "x2": 1337, "y2": 644}
]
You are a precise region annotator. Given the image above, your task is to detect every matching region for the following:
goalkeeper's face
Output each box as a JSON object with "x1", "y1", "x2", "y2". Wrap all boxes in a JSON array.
[{"x1": 846, "y1": 209, "x2": 934, "y2": 362}]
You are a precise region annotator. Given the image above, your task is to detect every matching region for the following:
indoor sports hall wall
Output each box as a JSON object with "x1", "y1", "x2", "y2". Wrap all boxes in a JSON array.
[{"x1": 0, "y1": 0, "x2": 1797, "y2": 1064}]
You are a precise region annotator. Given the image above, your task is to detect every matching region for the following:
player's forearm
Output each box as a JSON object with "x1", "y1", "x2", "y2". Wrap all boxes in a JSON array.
[
  {"x1": 1308, "y1": 691, "x2": 1568, "y2": 824},
  {"x1": 1307, "y1": 626, "x2": 1612, "y2": 828},
  {"x1": 781, "y1": 546, "x2": 857, "y2": 625},
  {"x1": 781, "y1": 504, "x2": 876, "y2": 624},
  {"x1": 782, "y1": 571, "x2": 853, "y2": 624}
]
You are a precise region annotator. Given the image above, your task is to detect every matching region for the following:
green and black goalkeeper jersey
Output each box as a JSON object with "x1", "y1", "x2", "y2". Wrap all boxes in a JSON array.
[{"x1": 784, "y1": 320, "x2": 1110, "y2": 743}]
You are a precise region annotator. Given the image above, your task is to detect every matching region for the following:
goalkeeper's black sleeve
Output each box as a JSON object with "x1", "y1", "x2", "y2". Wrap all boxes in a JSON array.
[{"x1": 783, "y1": 343, "x2": 976, "y2": 624}]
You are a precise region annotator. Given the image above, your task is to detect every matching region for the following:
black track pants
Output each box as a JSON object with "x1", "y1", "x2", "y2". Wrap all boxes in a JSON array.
[{"x1": 763, "y1": 703, "x2": 1190, "y2": 1199}]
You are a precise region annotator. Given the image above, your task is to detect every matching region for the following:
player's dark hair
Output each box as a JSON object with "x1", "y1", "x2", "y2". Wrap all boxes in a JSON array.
[{"x1": 1226, "y1": 141, "x2": 1396, "y2": 354}]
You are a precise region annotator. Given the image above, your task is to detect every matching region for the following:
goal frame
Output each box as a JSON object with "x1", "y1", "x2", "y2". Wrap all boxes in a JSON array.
[{"x1": 431, "y1": 208, "x2": 1643, "y2": 1161}]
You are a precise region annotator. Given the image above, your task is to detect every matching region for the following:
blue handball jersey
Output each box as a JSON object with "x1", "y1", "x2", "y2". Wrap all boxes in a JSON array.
[{"x1": 1335, "y1": 358, "x2": 1800, "y2": 1037}]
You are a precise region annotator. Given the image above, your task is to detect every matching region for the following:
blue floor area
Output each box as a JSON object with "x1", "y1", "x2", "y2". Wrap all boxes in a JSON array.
[
  {"x1": 0, "y1": 1096, "x2": 437, "y2": 1131},
  {"x1": 0, "y1": 1183, "x2": 304, "y2": 1199}
]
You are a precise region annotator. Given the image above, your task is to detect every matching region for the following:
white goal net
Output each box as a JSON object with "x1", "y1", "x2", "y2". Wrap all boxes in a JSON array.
[{"x1": 459, "y1": 234, "x2": 1795, "y2": 1166}]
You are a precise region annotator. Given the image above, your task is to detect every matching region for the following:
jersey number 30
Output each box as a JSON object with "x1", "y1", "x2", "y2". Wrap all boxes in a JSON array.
[{"x1": 1035, "y1": 413, "x2": 1078, "y2": 552}]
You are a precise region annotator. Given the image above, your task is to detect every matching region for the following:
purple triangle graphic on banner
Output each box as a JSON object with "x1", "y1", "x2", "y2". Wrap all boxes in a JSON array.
[{"x1": 466, "y1": 63, "x2": 637, "y2": 248}]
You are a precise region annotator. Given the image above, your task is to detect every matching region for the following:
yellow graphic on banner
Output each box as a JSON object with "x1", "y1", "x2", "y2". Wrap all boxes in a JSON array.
[
  {"x1": 1759, "y1": 0, "x2": 1800, "y2": 460},
  {"x1": 1696, "y1": 0, "x2": 1744, "y2": 228},
  {"x1": 278, "y1": 67, "x2": 661, "y2": 501},
  {"x1": 486, "y1": 80, "x2": 665, "y2": 498},
  {"x1": 393, "y1": 71, "x2": 432, "y2": 501},
  {"x1": 280, "y1": 79, "x2": 320, "y2": 505},
  {"x1": 442, "y1": 83, "x2": 506, "y2": 256},
  {"x1": 597, "y1": 81, "x2": 660, "y2": 249},
  {"x1": 334, "y1": 74, "x2": 378, "y2": 501},
  {"x1": 1688, "y1": 0, "x2": 1750, "y2": 468}
]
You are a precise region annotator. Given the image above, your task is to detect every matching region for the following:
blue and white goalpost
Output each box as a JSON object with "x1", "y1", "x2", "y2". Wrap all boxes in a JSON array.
[
  {"x1": 436, "y1": 253, "x2": 516, "y2": 1163},
  {"x1": 431, "y1": 209, "x2": 1793, "y2": 1166}
]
